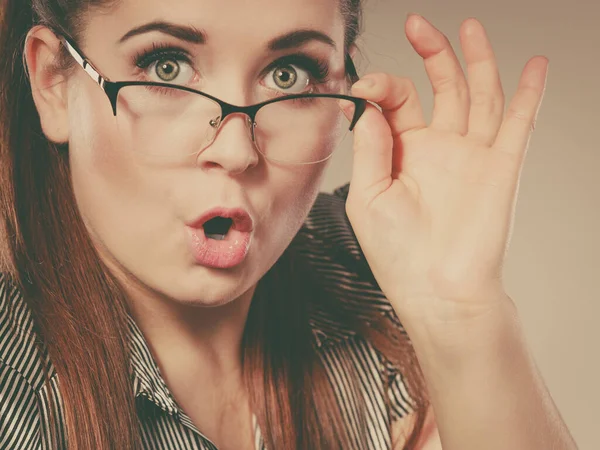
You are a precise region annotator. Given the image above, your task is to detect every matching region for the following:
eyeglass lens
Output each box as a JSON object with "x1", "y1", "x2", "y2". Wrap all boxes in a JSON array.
[{"x1": 113, "y1": 85, "x2": 357, "y2": 165}]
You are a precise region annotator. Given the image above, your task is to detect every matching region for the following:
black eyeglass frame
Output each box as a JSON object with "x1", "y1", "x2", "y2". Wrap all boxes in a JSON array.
[{"x1": 57, "y1": 33, "x2": 369, "y2": 134}]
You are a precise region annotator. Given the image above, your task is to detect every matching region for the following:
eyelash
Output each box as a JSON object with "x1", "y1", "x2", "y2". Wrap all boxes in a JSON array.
[
  {"x1": 133, "y1": 42, "x2": 192, "y2": 72},
  {"x1": 131, "y1": 42, "x2": 331, "y2": 86}
]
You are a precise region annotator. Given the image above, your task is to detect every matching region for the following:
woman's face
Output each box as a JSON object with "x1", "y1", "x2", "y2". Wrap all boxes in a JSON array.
[{"x1": 65, "y1": 0, "x2": 349, "y2": 306}]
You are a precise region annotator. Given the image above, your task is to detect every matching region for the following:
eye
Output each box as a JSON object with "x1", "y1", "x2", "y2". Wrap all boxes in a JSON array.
[
  {"x1": 262, "y1": 55, "x2": 331, "y2": 95},
  {"x1": 146, "y1": 57, "x2": 196, "y2": 85},
  {"x1": 133, "y1": 45, "x2": 197, "y2": 86},
  {"x1": 264, "y1": 64, "x2": 310, "y2": 94}
]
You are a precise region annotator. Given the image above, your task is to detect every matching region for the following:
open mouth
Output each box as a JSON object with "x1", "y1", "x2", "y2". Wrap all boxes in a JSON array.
[
  {"x1": 202, "y1": 216, "x2": 233, "y2": 240},
  {"x1": 187, "y1": 208, "x2": 253, "y2": 268}
]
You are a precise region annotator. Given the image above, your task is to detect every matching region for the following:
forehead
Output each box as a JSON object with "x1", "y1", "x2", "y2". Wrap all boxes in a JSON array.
[{"x1": 84, "y1": 0, "x2": 345, "y2": 51}]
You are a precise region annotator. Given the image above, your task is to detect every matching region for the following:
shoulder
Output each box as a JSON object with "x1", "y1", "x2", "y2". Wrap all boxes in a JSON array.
[
  {"x1": 0, "y1": 273, "x2": 49, "y2": 391},
  {"x1": 0, "y1": 275, "x2": 44, "y2": 448},
  {"x1": 0, "y1": 273, "x2": 58, "y2": 448},
  {"x1": 0, "y1": 358, "x2": 42, "y2": 449}
]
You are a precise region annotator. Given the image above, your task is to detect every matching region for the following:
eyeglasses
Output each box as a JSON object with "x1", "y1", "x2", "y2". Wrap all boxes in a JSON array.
[{"x1": 57, "y1": 32, "x2": 369, "y2": 165}]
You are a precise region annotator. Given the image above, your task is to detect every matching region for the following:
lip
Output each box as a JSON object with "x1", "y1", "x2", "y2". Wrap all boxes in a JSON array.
[
  {"x1": 186, "y1": 206, "x2": 255, "y2": 269},
  {"x1": 187, "y1": 207, "x2": 254, "y2": 232}
]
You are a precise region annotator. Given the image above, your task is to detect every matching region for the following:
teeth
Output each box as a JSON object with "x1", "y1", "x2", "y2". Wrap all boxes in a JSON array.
[{"x1": 206, "y1": 233, "x2": 226, "y2": 241}]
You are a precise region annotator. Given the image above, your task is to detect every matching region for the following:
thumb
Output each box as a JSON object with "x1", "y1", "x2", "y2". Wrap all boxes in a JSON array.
[{"x1": 348, "y1": 92, "x2": 394, "y2": 199}]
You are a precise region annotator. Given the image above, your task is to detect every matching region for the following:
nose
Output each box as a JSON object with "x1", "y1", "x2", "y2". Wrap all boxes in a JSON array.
[{"x1": 195, "y1": 112, "x2": 260, "y2": 174}]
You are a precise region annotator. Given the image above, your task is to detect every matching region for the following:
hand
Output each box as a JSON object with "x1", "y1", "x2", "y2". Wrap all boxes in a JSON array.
[{"x1": 345, "y1": 15, "x2": 548, "y2": 328}]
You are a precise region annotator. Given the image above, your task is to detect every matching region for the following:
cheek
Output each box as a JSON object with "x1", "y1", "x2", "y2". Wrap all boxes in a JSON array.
[
  {"x1": 67, "y1": 88, "x2": 178, "y2": 258},
  {"x1": 261, "y1": 127, "x2": 340, "y2": 249},
  {"x1": 268, "y1": 162, "x2": 328, "y2": 242}
]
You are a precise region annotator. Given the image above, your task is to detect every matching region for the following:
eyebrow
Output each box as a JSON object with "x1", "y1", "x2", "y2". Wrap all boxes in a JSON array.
[
  {"x1": 268, "y1": 30, "x2": 336, "y2": 51},
  {"x1": 119, "y1": 21, "x2": 205, "y2": 44},
  {"x1": 118, "y1": 20, "x2": 337, "y2": 51}
]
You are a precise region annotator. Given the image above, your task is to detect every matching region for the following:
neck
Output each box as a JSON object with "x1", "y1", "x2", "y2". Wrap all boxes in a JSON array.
[
  {"x1": 125, "y1": 279, "x2": 256, "y2": 389},
  {"x1": 124, "y1": 279, "x2": 258, "y2": 445}
]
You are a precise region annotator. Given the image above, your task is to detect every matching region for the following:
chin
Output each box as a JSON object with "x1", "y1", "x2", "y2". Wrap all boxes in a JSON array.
[
  {"x1": 180, "y1": 296, "x2": 239, "y2": 309},
  {"x1": 156, "y1": 267, "x2": 255, "y2": 307}
]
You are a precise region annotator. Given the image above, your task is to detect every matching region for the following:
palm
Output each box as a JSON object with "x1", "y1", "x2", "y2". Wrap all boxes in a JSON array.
[
  {"x1": 366, "y1": 129, "x2": 515, "y2": 306},
  {"x1": 345, "y1": 16, "x2": 547, "y2": 322}
]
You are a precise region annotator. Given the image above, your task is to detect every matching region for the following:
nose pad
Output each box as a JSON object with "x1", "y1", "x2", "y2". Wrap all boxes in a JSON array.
[
  {"x1": 196, "y1": 112, "x2": 260, "y2": 172},
  {"x1": 247, "y1": 116, "x2": 258, "y2": 145},
  {"x1": 211, "y1": 113, "x2": 256, "y2": 145}
]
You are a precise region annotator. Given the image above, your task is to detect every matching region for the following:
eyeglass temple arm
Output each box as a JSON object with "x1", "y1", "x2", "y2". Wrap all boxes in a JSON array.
[
  {"x1": 59, "y1": 35, "x2": 107, "y2": 89},
  {"x1": 344, "y1": 53, "x2": 368, "y2": 130},
  {"x1": 345, "y1": 52, "x2": 360, "y2": 85}
]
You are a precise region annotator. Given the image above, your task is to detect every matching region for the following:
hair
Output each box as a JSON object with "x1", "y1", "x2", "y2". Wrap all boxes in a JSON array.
[{"x1": 0, "y1": 0, "x2": 428, "y2": 449}]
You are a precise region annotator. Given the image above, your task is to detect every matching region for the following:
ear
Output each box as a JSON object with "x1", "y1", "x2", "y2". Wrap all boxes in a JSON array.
[{"x1": 24, "y1": 26, "x2": 71, "y2": 144}]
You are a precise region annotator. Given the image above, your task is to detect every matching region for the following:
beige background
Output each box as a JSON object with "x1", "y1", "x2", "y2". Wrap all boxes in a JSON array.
[{"x1": 321, "y1": 1, "x2": 599, "y2": 448}]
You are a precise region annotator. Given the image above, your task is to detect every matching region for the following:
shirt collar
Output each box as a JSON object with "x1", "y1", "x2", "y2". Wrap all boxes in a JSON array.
[
  {"x1": 125, "y1": 307, "x2": 357, "y2": 417},
  {"x1": 127, "y1": 314, "x2": 180, "y2": 415}
]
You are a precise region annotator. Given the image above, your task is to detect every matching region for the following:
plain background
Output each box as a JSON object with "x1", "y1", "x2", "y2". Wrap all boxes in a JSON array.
[{"x1": 320, "y1": 0, "x2": 599, "y2": 448}]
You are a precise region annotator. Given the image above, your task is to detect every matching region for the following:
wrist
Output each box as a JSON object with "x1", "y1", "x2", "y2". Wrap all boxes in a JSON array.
[
  {"x1": 400, "y1": 298, "x2": 577, "y2": 450},
  {"x1": 398, "y1": 293, "x2": 521, "y2": 363}
]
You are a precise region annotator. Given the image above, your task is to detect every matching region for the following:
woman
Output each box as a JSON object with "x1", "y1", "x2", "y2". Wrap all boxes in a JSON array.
[{"x1": 0, "y1": 0, "x2": 577, "y2": 448}]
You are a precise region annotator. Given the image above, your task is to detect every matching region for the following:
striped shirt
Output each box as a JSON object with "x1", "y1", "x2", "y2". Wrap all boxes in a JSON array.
[{"x1": 0, "y1": 183, "x2": 415, "y2": 449}]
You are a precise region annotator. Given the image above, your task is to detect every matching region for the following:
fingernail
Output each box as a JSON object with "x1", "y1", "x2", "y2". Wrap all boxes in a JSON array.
[{"x1": 353, "y1": 77, "x2": 375, "y2": 90}]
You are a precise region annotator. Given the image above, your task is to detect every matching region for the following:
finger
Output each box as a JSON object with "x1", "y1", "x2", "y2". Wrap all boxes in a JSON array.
[
  {"x1": 493, "y1": 56, "x2": 548, "y2": 161},
  {"x1": 351, "y1": 73, "x2": 426, "y2": 137},
  {"x1": 405, "y1": 14, "x2": 470, "y2": 134},
  {"x1": 348, "y1": 100, "x2": 394, "y2": 196},
  {"x1": 459, "y1": 18, "x2": 505, "y2": 146}
]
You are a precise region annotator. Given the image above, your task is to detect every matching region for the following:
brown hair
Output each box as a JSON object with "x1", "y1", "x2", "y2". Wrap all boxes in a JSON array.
[{"x1": 0, "y1": 0, "x2": 428, "y2": 448}]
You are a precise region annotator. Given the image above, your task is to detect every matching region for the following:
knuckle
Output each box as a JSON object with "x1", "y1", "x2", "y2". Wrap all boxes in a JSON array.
[
  {"x1": 434, "y1": 73, "x2": 459, "y2": 93},
  {"x1": 470, "y1": 90, "x2": 503, "y2": 115},
  {"x1": 506, "y1": 106, "x2": 533, "y2": 123},
  {"x1": 517, "y1": 85, "x2": 543, "y2": 106},
  {"x1": 470, "y1": 90, "x2": 492, "y2": 108},
  {"x1": 435, "y1": 73, "x2": 469, "y2": 102},
  {"x1": 385, "y1": 76, "x2": 418, "y2": 106},
  {"x1": 520, "y1": 84, "x2": 541, "y2": 97},
  {"x1": 396, "y1": 76, "x2": 417, "y2": 93},
  {"x1": 403, "y1": 76, "x2": 417, "y2": 90}
]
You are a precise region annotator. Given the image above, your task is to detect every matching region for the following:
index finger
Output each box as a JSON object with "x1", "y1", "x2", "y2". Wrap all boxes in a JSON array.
[{"x1": 351, "y1": 72, "x2": 427, "y2": 137}]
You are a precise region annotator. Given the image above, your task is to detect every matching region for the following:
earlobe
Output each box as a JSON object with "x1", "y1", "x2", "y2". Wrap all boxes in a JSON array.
[
  {"x1": 348, "y1": 43, "x2": 359, "y2": 60},
  {"x1": 24, "y1": 26, "x2": 71, "y2": 144}
]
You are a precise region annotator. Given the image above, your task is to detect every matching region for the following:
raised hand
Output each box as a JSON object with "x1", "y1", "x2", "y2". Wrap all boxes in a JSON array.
[{"x1": 345, "y1": 15, "x2": 548, "y2": 329}]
